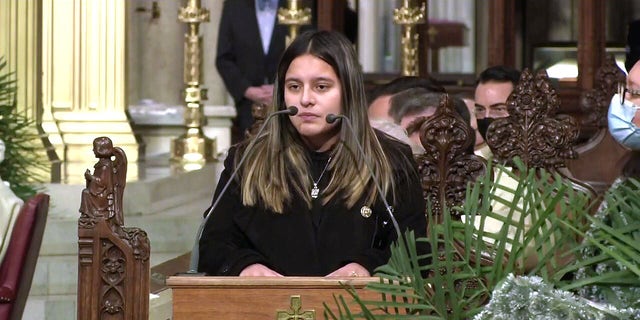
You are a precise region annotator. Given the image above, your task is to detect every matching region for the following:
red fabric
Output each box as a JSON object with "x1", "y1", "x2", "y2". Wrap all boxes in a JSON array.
[{"x1": 0, "y1": 194, "x2": 48, "y2": 320}]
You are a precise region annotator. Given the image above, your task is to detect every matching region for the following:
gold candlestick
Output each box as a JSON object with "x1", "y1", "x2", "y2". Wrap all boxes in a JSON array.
[
  {"x1": 172, "y1": 0, "x2": 216, "y2": 169},
  {"x1": 394, "y1": 0, "x2": 426, "y2": 76},
  {"x1": 277, "y1": 0, "x2": 312, "y2": 46}
]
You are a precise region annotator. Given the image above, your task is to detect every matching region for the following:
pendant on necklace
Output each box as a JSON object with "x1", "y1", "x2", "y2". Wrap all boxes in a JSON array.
[{"x1": 311, "y1": 183, "x2": 320, "y2": 199}]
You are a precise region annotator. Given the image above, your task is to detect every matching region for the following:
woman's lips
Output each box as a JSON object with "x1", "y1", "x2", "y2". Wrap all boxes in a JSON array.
[{"x1": 297, "y1": 112, "x2": 319, "y2": 121}]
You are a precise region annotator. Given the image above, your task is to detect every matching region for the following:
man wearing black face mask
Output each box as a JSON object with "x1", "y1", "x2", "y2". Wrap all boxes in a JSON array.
[{"x1": 473, "y1": 66, "x2": 521, "y2": 158}]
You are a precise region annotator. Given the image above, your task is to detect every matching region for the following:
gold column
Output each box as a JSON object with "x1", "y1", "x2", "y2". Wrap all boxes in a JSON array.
[
  {"x1": 0, "y1": 0, "x2": 60, "y2": 182},
  {"x1": 394, "y1": 0, "x2": 426, "y2": 76},
  {"x1": 41, "y1": 0, "x2": 139, "y2": 182},
  {"x1": 277, "y1": 0, "x2": 312, "y2": 46},
  {"x1": 171, "y1": 0, "x2": 216, "y2": 170}
]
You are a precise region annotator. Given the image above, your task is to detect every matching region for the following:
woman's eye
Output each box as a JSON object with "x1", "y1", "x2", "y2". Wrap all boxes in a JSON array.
[{"x1": 287, "y1": 84, "x2": 300, "y2": 91}]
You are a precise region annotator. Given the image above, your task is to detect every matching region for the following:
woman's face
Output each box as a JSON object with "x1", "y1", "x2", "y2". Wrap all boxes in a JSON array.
[{"x1": 284, "y1": 54, "x2": 342, "y2": 151}]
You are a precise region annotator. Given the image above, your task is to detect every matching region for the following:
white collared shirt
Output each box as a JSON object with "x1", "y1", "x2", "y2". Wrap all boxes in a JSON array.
[{"x1": 255, "y1": 0, "x2": 278, "y2": 55}]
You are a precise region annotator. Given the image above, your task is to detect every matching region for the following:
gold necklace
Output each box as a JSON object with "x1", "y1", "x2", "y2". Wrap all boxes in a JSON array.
[{"x1": 311, "y1": 156, "x2": 332, "y2": 199}]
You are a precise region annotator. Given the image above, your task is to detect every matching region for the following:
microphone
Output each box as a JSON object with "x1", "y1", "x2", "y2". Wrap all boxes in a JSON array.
[
  {"x1": 185, "y1": 106, "x2": 298, "y2": 274},
  {"x1": 325, "y1": 113, "x2": 401, "y2": 238}
]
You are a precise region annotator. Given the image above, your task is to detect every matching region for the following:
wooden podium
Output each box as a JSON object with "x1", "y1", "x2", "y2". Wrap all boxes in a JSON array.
[{"x1": 167, "y1": 276, "x2": 380, "y2": 319}]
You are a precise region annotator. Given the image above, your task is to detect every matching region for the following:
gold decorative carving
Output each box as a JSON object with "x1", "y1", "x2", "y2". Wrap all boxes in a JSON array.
[
  {"x1": 246, "y1": 102, "x2": 269, "y2": 139},
  {"x1": 393, "y1": 0, "x2": 426, "y2": 76},
  {"x1": 278, "y1": 0, "x2": 312, "y2": 46},
  {"x1": 276, "y1": 295, "x2": 315, "y2": 320},
  {"x1": 172, "y1": 0, "x2": 216, "y2": 168},
  {"x1": 178, "y1": 2, "x2": 210, "y2": 24}
]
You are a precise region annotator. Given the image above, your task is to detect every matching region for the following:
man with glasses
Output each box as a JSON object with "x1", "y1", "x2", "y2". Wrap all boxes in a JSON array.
[
  {"x1": 473, "y1": 65, "x2": 521, "y2": 158},
  {"x1": 609, "y1": 19, "x2": 640, "y2": 150}
]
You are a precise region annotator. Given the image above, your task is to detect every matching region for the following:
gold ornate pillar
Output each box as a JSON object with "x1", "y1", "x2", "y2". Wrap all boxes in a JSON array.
[
  {"x1": 394, "y1": 0, "x2": 426, "y2": 76},
  {"x1": 0, "y1": 0, "x2": 60, "y2": 182},
  {"x1": 41, "y1": 0, "x2": 139, "y2": 182},
  {"x1": 171, "y1": 0, "x2": 216, "y2": 169}
]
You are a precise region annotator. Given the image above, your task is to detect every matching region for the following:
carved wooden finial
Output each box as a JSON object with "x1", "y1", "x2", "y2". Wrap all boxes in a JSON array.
[
  {"x1": 246, "y1": 102, "x2": 269, "y2": 139},
  {"x1": 79, "y1": 136, "x2": 127, "y2": 228},
  {"x1": 580, "y1": 55, "x2": 626, "y2": 127},
  {"x1": 77, "y1": 136, "x2": 150, "y2": 320},
  {"x1": 415, "y1": 94, "x2": 487, "y2": 221},
  {"x1": 486, "y1": 69, "x2": 579, "y2": 169}
]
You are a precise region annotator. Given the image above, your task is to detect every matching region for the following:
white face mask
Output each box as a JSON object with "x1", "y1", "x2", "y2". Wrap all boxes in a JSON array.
[{"x1": 608, "y1": 93, "x2": 640, "y2": 150}]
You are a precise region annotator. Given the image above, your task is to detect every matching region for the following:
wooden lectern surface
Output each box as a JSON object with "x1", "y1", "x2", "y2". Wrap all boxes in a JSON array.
[{"x1": 167, "y1": 276, "x2": 380, "y2": 319}]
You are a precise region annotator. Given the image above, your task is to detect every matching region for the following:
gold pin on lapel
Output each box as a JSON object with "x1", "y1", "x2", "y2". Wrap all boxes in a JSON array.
[{"x1": 360, "y1": 206, "x2": 372, "y2": 218}]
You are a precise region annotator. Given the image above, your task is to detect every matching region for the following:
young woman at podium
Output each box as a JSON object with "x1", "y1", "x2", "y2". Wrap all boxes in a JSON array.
[{"x1": 198, "y1": 30, "x2": 428, "y2": 277}]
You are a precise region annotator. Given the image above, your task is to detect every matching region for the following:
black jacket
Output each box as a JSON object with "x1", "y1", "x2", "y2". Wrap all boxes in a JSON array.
[
  {"x1": 215, "y1": 0, "x2": 290, "y2": 134},
  {"x1": 198, "y1": 132, "x2": 428, "y2": 276}
]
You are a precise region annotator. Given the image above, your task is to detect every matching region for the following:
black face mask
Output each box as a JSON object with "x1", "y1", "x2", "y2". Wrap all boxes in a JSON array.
[{"x1": 476, "y1": 117, "x2": 496, "y2": 141}]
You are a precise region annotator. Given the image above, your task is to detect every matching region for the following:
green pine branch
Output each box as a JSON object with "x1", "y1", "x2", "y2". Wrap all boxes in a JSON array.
[{"x1": 0, "y1": 56, "x2": 49, "y2": 200}]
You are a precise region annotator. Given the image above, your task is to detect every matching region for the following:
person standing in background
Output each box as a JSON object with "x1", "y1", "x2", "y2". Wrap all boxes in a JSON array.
[
  {"x1": 216, "y1": 0, "x2": 289, "y2": 143},
  {"x1": 473, "y1": 65, "x2": 521, "y2": 158}
]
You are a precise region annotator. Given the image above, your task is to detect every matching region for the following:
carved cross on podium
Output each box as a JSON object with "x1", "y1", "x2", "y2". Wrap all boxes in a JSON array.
[{"x1": 276, "y1": 295, "x2": 315, "y2": 320}]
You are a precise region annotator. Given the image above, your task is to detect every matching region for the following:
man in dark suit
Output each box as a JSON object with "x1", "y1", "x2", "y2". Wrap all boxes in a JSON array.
[{"x1": 216, "y1": 0, "x2": 288, "y2": 143}]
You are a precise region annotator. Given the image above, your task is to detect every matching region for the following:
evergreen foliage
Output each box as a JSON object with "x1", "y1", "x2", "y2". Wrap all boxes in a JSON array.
[
  {"x1": 324, "y1": 159, "x2": 640, "y2": 319},
  {"x1": 0, "y1": 57, "x2": 48, "y2": 200}
]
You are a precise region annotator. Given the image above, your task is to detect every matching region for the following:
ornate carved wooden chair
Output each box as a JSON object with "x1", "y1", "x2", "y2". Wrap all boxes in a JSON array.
[
  {"x1": 413, "y1": 94, "x2": 492, "y2": 305},
  {"x1": 77, "y1": 136, "x2": 150, "y2": 320},
  {"x1": 485, "y1": 68, "x2": 596, "y2": 198},
  {"x1": 414, "y1": 94, "x2": 488, "y2": 224},
  {"x1": 479, "y1": 69, "x2": 599, "y2": 271},
  {"x1": 567, "y1": 55, "x2": 630, "y2": 194},
  {"x1": 0, "y1": 193, "x2": 49, "y2": 320},
  {"x1": 246, "y1": 102, "x2": 269, "y2": 139}
]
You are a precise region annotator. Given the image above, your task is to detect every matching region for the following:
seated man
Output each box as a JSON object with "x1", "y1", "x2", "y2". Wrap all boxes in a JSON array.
[
  {"x1": 0, "y1": 139, "x2": 24, "y2": 263},
  {"x1": 367, "y1": 76, "x2": 445, "y2": 155},
  {"x1": 474, "y1": 65, "x2": 521, "y2": 158},
  {"x1": 455, "y1": 92, "x2": 485, "y2": 152},
  {"x1": 388, "y1": 88, "x2": 474, "y2": 153},
  {"x1": 369, "y1": 118, "x2": 424, "y2": 155},
  {"x1": 388, "y1": 88, "x2": 443, "y2": 148},
  {"x1": 367, "y1": 75, "x2": 445, "y2": 123}
]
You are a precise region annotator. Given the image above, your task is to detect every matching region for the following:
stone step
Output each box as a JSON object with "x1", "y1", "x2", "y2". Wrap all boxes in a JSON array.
[
  {"x1": 24, "y1": 290, "x2": 173, "y2": 320},
  {"x1": 23, "y1": 294, "x2": 77, "y2": 320}
]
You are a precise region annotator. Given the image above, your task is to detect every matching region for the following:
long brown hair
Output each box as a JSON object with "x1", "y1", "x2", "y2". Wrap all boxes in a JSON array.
[{"x1": 236, "y1": 31, "x2": 400, "y2": 213}]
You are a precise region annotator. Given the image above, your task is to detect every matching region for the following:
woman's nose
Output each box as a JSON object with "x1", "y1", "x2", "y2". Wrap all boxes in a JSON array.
[{"x1": 300, "y1": 87, "x2": 314, "y2": 107}]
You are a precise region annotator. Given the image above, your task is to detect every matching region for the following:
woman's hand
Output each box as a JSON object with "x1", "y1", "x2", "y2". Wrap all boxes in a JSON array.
[
  {"x1": 239, "y1": 263, "x2": 284, "y2": 277},
  {"x1": 325, "y1": 262, "x2": 370, "y2": 278}
]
